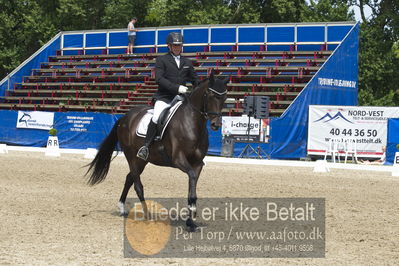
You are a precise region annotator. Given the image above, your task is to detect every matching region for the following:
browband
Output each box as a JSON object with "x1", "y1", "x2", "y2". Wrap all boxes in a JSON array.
[{"x1": 208, "y1": 87, "x2": 227, "y2": 95}]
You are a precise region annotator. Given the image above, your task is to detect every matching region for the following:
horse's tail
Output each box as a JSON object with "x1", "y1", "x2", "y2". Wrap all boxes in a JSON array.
[{"x1": 86, "y1": 119, "x2": 120, "y2": 185}]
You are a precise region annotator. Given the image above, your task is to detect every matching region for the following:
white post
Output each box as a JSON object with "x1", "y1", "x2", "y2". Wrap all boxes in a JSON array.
[
  {"x1": 313, "y1": 159, "x2": 330, "y2": 173},
  {"x1": 84, "y1": 148, "x2": 97, "y2": 159},
  {"x1": 0, "y1": 144, "x2": 8, "y2": 154},
  {"x1": 45, "y1": 136, "x2": 61, "y2": 157}
]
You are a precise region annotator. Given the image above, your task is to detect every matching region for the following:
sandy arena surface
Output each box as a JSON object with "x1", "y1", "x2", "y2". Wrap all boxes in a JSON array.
[{"x1": 1, "y1": 151, "x2": 398, "y2": 265}]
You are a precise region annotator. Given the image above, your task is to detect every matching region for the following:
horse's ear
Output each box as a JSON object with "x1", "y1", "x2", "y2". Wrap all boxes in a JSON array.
[
  {"x1": 223, "y1": 76, "x2": 230, "y2": 84},
  {"x1": 209, "y1": 69, "x2": 215, "y2": 87},
  {"x1": 209, "y1": 69, "x2": 215, "y2": 80}
]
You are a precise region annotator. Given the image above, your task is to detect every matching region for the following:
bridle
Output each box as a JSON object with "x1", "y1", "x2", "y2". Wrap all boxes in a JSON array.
[{"x1": 189, "y1": 86, "x2": 227, "y2": 120}]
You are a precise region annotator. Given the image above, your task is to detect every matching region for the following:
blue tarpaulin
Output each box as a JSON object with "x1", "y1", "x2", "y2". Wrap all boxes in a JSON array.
[
  {"x1": 269, "y1": 23, "x2": 359, "y2": 159},
  {"x1": 386, "y1": 118, "x2": 399, "y2": 165},
  {"x1": 0, "y1": 110, "x2": 120, "y2": 148},
  {"x1": 0, "y1": 110, "x2": 224, "y2": 154}
]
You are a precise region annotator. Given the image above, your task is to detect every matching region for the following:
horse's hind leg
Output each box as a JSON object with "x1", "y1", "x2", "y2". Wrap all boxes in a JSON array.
[
  {"x1": 173, "y1": 153, "x2": 204, "y2": 231},
  {"x1": 118, "y1": 159, "x2": 147, "y2": 216},
  {"x1": 117, "y1": 173, "x2": 134, "y2": 216}
]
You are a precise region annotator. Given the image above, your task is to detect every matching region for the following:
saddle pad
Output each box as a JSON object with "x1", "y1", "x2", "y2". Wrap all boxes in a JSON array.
[{"x1": 136, "y1": 101, "x2": 183, "y2": 138}]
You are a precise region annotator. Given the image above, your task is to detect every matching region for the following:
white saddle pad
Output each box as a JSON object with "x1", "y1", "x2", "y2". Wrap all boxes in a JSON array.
[{"x1": 136, "y1": 101, "x2": 183, "y2": 138}]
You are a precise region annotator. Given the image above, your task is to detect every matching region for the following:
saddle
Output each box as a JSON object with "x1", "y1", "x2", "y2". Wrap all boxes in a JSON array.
[{"x1": 136, "y1": 95, "x2": 184, "y2": 140}]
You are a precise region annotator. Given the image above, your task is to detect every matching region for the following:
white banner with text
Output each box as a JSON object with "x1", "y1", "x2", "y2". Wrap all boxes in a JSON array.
[
  {"x1": 16, "y1": 111, "x2": 54, "y2": 130},
  {"x1": 308, "y1": 105, "x2": 399, "y2": 157},
  {"x1": 222, "y1": 116, "x2": 269, "y2": 142}
]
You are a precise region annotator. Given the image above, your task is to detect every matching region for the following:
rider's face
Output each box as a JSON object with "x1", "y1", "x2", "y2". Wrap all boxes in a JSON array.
[{"x1": 168, "y1": 43, "x2": 182, "y2": 56}]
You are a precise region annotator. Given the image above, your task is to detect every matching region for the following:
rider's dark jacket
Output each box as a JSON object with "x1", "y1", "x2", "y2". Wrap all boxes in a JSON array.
[{"x1": 154, "y1": 52, "x2": 198, "y2": 102}]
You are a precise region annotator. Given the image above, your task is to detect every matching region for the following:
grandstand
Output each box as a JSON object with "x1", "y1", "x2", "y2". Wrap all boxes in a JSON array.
[
  {"x1": 0, "y1": 22, "x2": 359, "y2": 159},
  {"x1": 0, "y1": 23, "x2": 349, "y2": 117}
]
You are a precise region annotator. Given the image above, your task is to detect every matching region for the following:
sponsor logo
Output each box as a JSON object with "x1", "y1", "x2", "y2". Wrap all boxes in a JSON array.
[
  {"x1": 18, "y1": 112, "x2": 32, "y2": 127},
  {"x1": 16, "y1": 111, "x2": 54, "y2": 130},
  {"x1": 313, "y1": 111, "x2": 353, "y2": 124}
]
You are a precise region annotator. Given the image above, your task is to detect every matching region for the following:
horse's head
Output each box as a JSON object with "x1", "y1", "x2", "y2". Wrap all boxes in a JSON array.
[{"x1": 205, "y1": 71, "x2": 229, "y2": 131}]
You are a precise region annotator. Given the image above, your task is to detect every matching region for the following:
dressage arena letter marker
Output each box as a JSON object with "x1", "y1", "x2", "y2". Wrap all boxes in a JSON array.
[
  {"x1": 313, "y1": 160, "x2": 330, "y2": 173},
  {"x1": 45, "y1": 136, "x2": 60, "y2": 157},
  {"x1": 84, "y1": 148, "x2": 97, "y2": 159},
  {"x1": 0, "y1": 144, "x2": 8, "y2": 154},
  {"x1": 392, "y1": 152, "x2": 399, "y2": 177}
]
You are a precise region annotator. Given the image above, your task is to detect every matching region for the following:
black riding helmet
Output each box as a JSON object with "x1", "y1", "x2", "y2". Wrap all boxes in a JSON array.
[{"x1": 166, "y1": 32, "x2": 183, "y2": 45}]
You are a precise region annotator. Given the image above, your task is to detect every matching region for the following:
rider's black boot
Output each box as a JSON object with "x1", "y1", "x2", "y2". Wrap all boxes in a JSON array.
[{"x1": 137, "y1": 120, "x2": 157, "y2": 161}]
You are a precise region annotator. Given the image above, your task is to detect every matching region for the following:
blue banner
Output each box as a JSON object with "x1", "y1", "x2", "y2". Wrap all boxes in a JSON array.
[
  {"x1": 0, "y1": 110, "x2": 224, "y2": 155},
  {"x1": 269, "y1": 23, "x2": 359, "y2": 159},
  {"x1": 386, "y1": 118, "x2": 399, "y2": 165},
  {"x1": 0, "y1": 110, "x2": 121, "y2": 148}
]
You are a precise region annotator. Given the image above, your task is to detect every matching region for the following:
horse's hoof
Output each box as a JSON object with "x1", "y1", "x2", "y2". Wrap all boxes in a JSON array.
[
  {"x1": 188, "y1": 225, "x2": 199, "y2": 232},
  {"x1": 117, "y1": 201, "x2": 128, "y2": 217},
  {"x1": 186, "y1": 218, "x2": 199, "y2": 232}
]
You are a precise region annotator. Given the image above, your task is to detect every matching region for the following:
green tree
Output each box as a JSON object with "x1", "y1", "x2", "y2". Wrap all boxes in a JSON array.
[
  {"x1": 102, "y1": 0, "x2": 151, "y2": 28},
  {"x1": 357, "y1": 0, "x2": 399, "y2": 106},
  {"x1": 302, "y1": 0, "x2": 355, "y2": 22},
  {"x1": 0, "y1": 0, "x2": 57, "y2": 78},
  {"x1": 56, "y1": 0, "x2": 106, "y2": 30}
]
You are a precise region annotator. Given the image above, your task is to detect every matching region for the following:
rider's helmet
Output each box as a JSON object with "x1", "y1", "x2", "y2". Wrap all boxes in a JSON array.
[{"x1": 166, "y1": 32, "x2": 184, "y2": 45}]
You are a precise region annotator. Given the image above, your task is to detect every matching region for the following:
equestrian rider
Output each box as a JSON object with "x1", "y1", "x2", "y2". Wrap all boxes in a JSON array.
[{"x1": 137, "y1": 32, "x2": 198, "y2": 160}]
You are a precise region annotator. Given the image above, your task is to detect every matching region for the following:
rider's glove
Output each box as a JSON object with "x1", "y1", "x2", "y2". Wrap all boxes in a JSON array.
[{"x1": 178, "y1": 85, "x2": 188, "y2": 94}]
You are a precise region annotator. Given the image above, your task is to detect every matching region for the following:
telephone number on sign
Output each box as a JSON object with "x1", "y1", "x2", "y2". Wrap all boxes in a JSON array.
[
  {"x1": 271, "y1": 244, "x2": 314, "y2": 252},
  {"x1": 329, "y1": 128, "x2": 378, "y2": 137},
  {"x1": 227, "y1": 244, "x2": 315, "y2": 253}
]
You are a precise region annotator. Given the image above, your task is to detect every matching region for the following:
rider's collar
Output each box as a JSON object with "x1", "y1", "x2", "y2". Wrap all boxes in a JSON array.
[{"x1": 170, "y1": 52, "x2": 181, "y2": 59}]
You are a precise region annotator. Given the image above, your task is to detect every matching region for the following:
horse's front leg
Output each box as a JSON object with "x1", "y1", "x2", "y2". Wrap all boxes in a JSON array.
[
  {"x1": 186, "y1": 168, "x2": 199, "y2": 232},
  {"x1": 187, "y1": 162, "x2": 204, "y2": 220},
  {"x1": 186, "y1": 162, "x2": 205, "y2": 232}
]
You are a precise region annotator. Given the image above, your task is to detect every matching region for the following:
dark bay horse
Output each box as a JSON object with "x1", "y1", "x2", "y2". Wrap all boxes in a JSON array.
[{"x1": 86, "y1": 71, "x2": 228, "y2": 231}]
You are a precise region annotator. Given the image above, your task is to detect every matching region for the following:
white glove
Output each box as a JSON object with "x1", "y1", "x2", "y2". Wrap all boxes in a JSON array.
[{"x1": 178, "y1": 85, "x2": 188, "y2": 94}]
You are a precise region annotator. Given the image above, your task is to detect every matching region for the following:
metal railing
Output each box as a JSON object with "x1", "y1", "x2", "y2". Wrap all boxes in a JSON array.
[{"x1": 60, "y1": 22, "x2": 355, "y2": 55}]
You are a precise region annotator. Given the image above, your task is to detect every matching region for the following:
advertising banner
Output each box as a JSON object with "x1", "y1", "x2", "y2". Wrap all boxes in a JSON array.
[
  {"x1": 16, "y1": 111, "x2": 54, "y2": 130},
  {"x1": 0, "y1": 110, "x2": 224, "y2": 153},
  {"x1": 222, "y1": 116, "x2": 269, "y2": 142},
  {"x1": 308, "y1": 105, "x2": 399, "y2": 157}
]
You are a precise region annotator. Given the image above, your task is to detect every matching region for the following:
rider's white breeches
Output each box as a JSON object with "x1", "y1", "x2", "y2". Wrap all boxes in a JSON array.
[{"x1": 152, "y1": 100, "x2": 171, "y2": 124}]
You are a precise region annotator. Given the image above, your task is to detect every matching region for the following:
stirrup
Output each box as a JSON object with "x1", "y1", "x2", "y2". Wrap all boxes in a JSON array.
[{"x1": 137, "y1": 146, "x2": 149, "y2": 161}]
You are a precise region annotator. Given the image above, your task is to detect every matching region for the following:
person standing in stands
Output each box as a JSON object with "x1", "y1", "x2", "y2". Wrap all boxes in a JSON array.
[
  {"x1": 127, "y1": 17, "x2": 138, "y2": 54},
  {"x1": 136, "y1": 32, "x2": 198, "y2": 161}
]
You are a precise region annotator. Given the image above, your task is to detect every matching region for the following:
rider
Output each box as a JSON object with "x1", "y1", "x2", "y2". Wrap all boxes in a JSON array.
[{"x1": 137, "y1": 32, "x2": 198, "y2": 161}]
